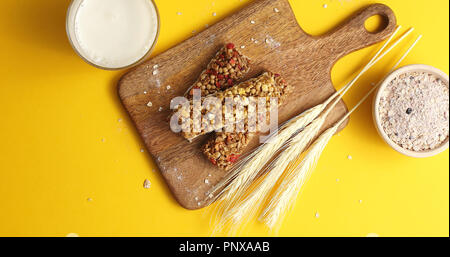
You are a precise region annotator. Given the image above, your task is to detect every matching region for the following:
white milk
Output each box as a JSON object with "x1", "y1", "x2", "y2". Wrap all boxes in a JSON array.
[{"x1": 67, "y1": 0, "x2": 159, "y2": 69}]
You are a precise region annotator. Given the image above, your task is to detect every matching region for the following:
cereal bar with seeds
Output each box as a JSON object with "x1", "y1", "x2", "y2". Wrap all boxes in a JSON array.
[
  {"x1": 185, "y1": 43, "x2": 251, "y2": 98},
  {"x1": 173, "y1": 72, "x2": 290, "y2": 141},
  {"x1": 202, "y1": 75, "x2": 290, "y2": 170},
  {"x1": 202, "y1": 131, "x2": 252, "y2": 170},
  {"x1": 184, "y1": 43, "x2": 252, "y2": 170}
]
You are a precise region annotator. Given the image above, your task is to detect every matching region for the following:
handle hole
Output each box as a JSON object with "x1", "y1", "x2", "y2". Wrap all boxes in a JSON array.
[{"x1": 364, "y1": 14, "x2": 389, "y2": 34}]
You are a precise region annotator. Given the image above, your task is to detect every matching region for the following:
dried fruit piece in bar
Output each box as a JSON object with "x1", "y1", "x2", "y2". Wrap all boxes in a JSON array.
[
  {"x1": 185, "y1": 43, "x2": 251, "y2": 98},
  {"x1": 172, "y1": 72, "x2": 290, "y2": 141}
]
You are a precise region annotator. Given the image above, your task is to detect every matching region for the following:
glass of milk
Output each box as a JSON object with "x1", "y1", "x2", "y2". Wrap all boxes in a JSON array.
[{"x1": 66, "y1": 0, "x2": 160, "y2": 70}]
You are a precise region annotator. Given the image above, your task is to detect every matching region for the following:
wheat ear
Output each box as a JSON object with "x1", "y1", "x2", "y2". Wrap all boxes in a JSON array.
[
  {"x1": 261, "y1": 35, "x2": 422, "y2": 230},
  {"x1": 206, "y1": 25, "x2": 404, "y2": 207},
  {"x1": 215, "y1": 26, "x2": 411, "y2": 223},
  {"x1": 207, "y1": 27, "x2": 410, "y2": 234},
  {"x1": 216, "y1": 25, "x2": 412, "y2": 214}
]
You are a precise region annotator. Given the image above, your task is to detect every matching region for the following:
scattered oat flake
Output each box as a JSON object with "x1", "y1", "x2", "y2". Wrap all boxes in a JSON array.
[
  {"x1": 159, "y1": 107, "x2": 163, "y2": 112},
  {"x1": 152, "y1": 70, "x2": 158, "y2": 75},
  {"x1": 143, "y1": 179, "x2": 151, "y2": 189},
  {"x1": 240, "y1": 45, "x2": 245, "y2": 49},
  {"x1": 204, "y1": 179, "x2": 209, "y2": 184},
  {"x1": 250, "y1": 20, "x2": 255, "y2": 24},
  {"x1": 274, "y1": 8, "x2": 280, "y2": 13},
  {"x1": 323, "y1": 4, "x2": 328, "y2": 8},
  {"x1": 265, "y1": 36, "x2": 281, "y2": 48},
  {"x1": 140, "y1": 149, "x2": 145, "y2": 153},
  {"x1": 197, "y1": 202, "x2": 201, "y2": 206},
  {"x1": 143, "y1": 91, "x2": 147, "y2": 94},
  {"x1": 194, "y1": 196, "x2": 199, "y2": 201},
  {"x1": 347, "y1": 155, "x2": 353, "y2": 160},
  {"x1": 166, "y1": 85, "x2": 171, "y2": 90},
  {"x1": 66, "y1": 233, "x2": 79, "y2": 237},
  {"x1": 208, "y1": 193, "x2": 213, "y2": 198},
  {"x1": 147, "y1": 101, "x2": 153, "y2": 107}
]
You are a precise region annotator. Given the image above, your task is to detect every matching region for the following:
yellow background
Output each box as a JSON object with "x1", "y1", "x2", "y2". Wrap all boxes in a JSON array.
[{"x1": 0, "y1": 0, "x2": 448, "y2": 237}]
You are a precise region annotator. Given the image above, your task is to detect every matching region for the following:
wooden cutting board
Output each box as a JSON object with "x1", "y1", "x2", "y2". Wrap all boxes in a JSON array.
[{"x1": 118, "y1": 0, "x2": 396, "y2": 210}]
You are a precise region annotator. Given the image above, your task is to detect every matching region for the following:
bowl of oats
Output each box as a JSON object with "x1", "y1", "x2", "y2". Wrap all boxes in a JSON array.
[{"x1": 373, "y1": 64, "x2": 449, "y2": 157}]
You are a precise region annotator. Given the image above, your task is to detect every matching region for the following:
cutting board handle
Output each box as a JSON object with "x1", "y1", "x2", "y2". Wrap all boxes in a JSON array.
[{"x1": 319, "y1": 3, "x2": 397, "y2": 62}]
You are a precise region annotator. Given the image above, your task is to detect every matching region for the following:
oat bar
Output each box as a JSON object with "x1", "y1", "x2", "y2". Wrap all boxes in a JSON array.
[
  {"x1": 185, "y1": 43, "x2": 252, "y2": 170},
  {"x1": 173, "y1": 72, "x2": 290, "y2": 141},
  {"x1": 202, "y1": 132, "x2": 250, "y2": 169},
  {"x1": 202, "y1": 74, "x2": 290, "y2": 170},
  {"x1": 185, "y1": 43, "x2": 251, "y2": 98}
]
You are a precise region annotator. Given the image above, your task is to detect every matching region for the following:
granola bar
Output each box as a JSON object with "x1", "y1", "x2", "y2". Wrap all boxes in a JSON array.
[
  {"x1": 202, "y1": 74, "x2": 290, "y2": 170},
  {"x1": 173, "y1": 72, "x2": 290, "y2": 141},
  {"x1": 185, "y1": 43, "x2": 251, "y2": 98},
  {"x1": 202, "y1": 131, "x2": 252, "y2": 170},
  {"x1": 183, "y1": 43, "x2": 252, "y2": 170}
]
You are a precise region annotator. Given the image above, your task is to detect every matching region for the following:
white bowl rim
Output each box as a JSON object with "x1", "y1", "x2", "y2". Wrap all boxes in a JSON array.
[{"x1": 373, "y1": 64, "x2": 449, "y2": 158}]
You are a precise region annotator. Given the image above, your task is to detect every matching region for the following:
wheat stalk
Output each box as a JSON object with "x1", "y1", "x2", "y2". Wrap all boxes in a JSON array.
[
  {"x1": 261, "y1": 35, "x2": 422, "y2": 230},
  {"x1": 262, "y1": 125, "x2": 338, "y2": 229},
  {"x1": 208, "y1": 27, "x2": 415, "y2": 234},
  {"x1": 260, "y1": 85, "x2": 380, "y2": 229},
  {"x1": 208, "y1": 104, "x2": 327, "y2": 235},
  {"x1": 206, "y1": 26, "x2": 406, "y2": 207},
  {"x1": 208, "y1": 27, "x2": 411, "y2": 227}
]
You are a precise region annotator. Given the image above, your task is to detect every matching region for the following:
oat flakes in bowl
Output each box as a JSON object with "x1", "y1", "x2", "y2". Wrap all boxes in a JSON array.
[{"x1": 373, "y1": 64, "x2": 449, "y2": 158}]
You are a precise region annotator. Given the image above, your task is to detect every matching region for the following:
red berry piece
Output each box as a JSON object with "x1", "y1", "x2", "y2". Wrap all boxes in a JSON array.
[{"x1": 227, "y1": 154, "x2": 240, "y2": 163}]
